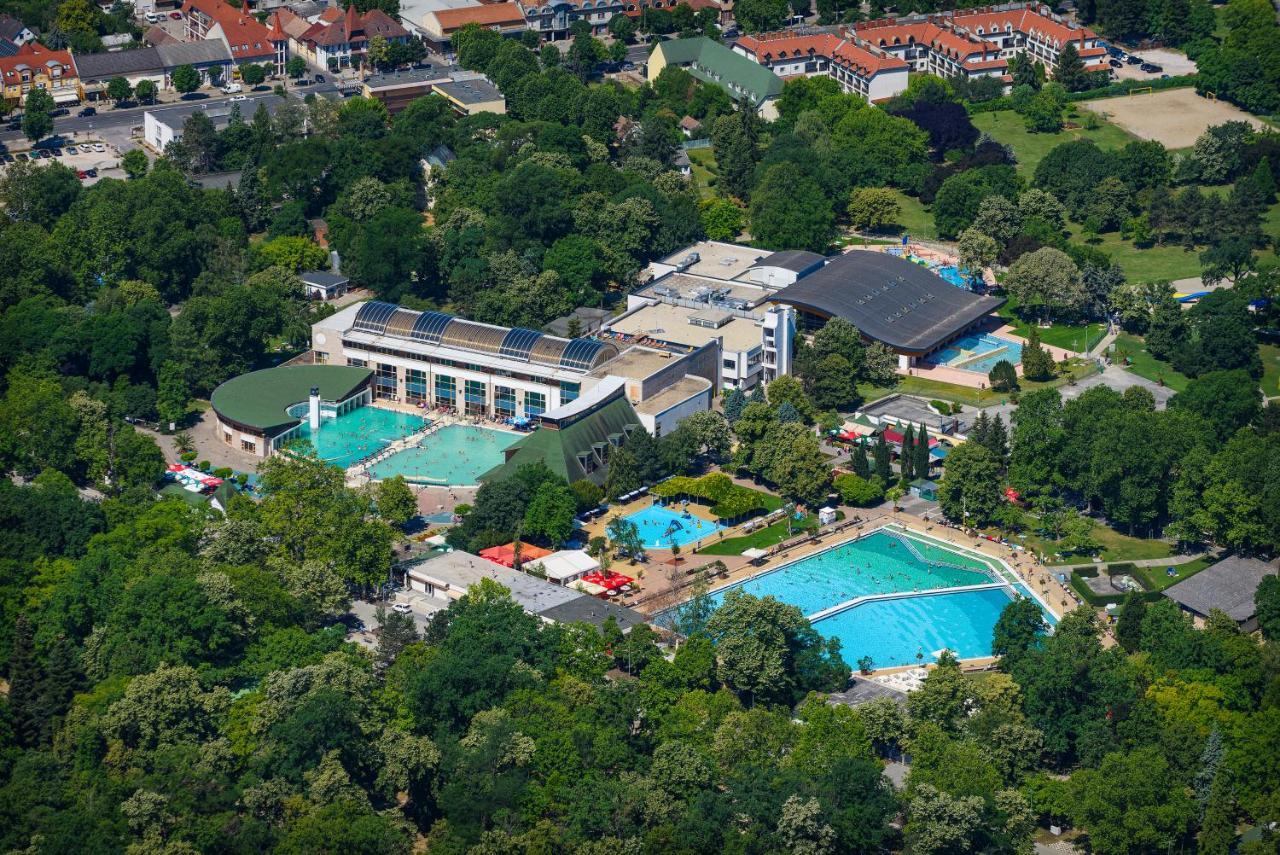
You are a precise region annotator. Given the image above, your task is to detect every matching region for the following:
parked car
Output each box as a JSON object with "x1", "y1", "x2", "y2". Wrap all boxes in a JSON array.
[
  {"x1": 64, "y1": 144, "x2": 78, "y2": 154},
  {"x1": 76, "y1": 169, "x2": 87, "y2": 179},
  {"x1": 221, "y1": 82, "x2": 243, "y2": 94},
  {"x1": 1109, "y1": 58, "x2": 1123, "y2": 68},
  {"x1": 15, "y1": 153, "x2": 28, "y2": 161},
  {"x1": 169, "y1": 10, "x2": 182, "y2": 18},
  {"x1": 392, "y1": 602, "x2": 412, "y2": 614},
  {"x1": 6, "y1": 118, "x2": 20, "y2": 130},
  {"x1": 228, "y1": 94, "x2": 247, "y2": 102},
  {"x1": 315, "y1": 73, "x2": 325, "y2": 82},
  {"x1": 1140, "y1": 62, "x2": 1163, "y2": 73},
  {"x1": 2, "y1": 154, "x2": 13, "y2": 163},
  {"x1": 51, "y1": 148, "x2": 63, "y2": 156},
  {"x1": 92, "y1": 142, "x2": 106, "y2": 152},
  {"x1": 50, "y1": 107, "x2": 69, "y2": 117},
  {"x1": 1126, "y1": 55, "x2": 1143, "y2": 64},
  {"x1": 78, "y1": 106, "x2": 96, "y2": 117},
  {"x1": 85, "y1": 167, "x2": 97, "y2": 177},
  {"x1": 145, "y1": 12, "x2": 160, "y2": 23}
]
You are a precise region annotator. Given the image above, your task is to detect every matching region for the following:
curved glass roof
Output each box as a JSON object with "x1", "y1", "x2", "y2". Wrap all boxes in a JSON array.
[
  {"x1": 346, "y1": 302, "x2": 619, "y2": 372},
  {"x1": 500, "y1": 328, "x2": 543, "y2": 360},
  {"x1": 352, "y1": 301, "x2": 399, "y2": 334},
  {"x1": 410, "y1": 311, "x2": 454, "y2": 344}
]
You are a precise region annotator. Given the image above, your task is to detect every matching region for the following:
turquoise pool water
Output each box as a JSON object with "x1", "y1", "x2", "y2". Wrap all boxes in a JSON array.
[
  {"x1": 625, "y1": 504, "x2": 726, "y2": 549},
  {"x1": 929, "y1": 332, "x2": 1024, "y2": 374},
  {"x1": 701, "y1": 528, "x2": 1055, "y2": 665},
  {"x1": 817, "y1": 587, "x2": 1018, "y2": 667},
  {"x1": 368, "y1": 425, "x2": 521, "y2": 485},
  {"x1": 935, "y1": 265, "x2": 975, "y2": 289},
  {"x1": 288, "y1": 406, "x2": 428, "y2": 470},
  {"x1": 710, "y1": 530, "x2": 996, "y2": 616}
]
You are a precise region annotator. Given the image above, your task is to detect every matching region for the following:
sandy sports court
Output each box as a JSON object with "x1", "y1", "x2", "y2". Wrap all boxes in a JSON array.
[{"x1": 1081, "y1": 87, "x2": 1270, "y2": 149}]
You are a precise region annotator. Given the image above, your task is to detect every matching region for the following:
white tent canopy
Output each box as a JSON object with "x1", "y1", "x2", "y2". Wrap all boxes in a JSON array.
[{"x1": 537, "y1": 549, "x2": 600, "y2": 584}]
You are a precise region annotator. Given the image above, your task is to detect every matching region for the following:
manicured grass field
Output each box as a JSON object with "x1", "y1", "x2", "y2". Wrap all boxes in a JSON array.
[
  {"x1": 1070, "y1": 227, "x2": 1206, "y2": 282},
  {"x1": 697, "y1": 513, "x2": 819, "y2": 555},
  {"x1": 1012, "y1": 518, "x2": 1176, "y2": 565},
  {"x1": 1113, "y1": 333, "x2": 1191, "y2": 392},
  {"x1": 1261, "y1": 344, "x2": 1280, "y2": 398},
  {"x1": 971, "y1": 109, "x2": 1136, "y2": 178},
  {"x1": 1130, "y1": 556, "x2": 1213, "y2": 593},
  {"x1": 996, "y1": 297, "x2": 1106, "y2": 352},
  {"x1": 886, "y1": 189, "x2": 938, "y2": 239}
]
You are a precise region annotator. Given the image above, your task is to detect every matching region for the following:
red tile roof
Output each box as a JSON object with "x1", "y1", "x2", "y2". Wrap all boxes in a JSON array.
[
  {"x1": 0, "y1": 42, "x2": 76, "y2": 83},
  {"x1": 736, "y1": 32, "x2": 907, "y2": 78},
  {"x1": 951, "y1": 7, "x2": 1096, "y2": 46},
  {"x1": 432, "y1": 2, "x2": 524, "y2": 30}
]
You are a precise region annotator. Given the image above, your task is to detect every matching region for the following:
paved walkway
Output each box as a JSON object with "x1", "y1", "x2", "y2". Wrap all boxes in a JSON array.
[{"x1": 1051, "y1": 550, "x2": 1212, "y2": 572}]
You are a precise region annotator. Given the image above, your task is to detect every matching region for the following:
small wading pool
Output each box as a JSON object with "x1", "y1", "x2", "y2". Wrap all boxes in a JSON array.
[
  {"x1": 624, "y1": 503, "x2": 726, "y2": 549},
  {"x1": 693, "y1": 528, "x2": 1054, "y2": 667},
  {"x1": 368, "y1": 425, "x2": 522, "y2": 486},
  {"x1": 928, "y1": 332, "x2": 1024, "y2": 375},
  {"x1": 287, "y1": 406, "x2": 428, "y2": 470}
]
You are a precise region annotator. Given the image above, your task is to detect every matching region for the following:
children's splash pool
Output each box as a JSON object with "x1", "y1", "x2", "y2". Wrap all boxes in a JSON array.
[
  {"x1": 705, "y1": 527, "x2": 1054, "y2": 667},
  {"x1": 624, "y1": 503, "x2": 726, "y2": 549},
  {"x1": 368, "y1": 425, "x2": 521, "y2": 486},
  {"x1": 286, "y1": 406, "x2": 428, "y2": 470},
  {"x1": 928, "y1": 332, "x2": 1024, "y2": 374}
]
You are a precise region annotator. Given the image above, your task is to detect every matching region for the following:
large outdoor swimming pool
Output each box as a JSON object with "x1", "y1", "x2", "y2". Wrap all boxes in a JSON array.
[
  {"x1": 287, "y1": 406, "x2": 428, "y2": 470},
  {"x1": 929, "y1": 332, "x2": 1024, "y2": 375},
  {"x1": 625, "y1": 503, "x2": 726, "y2": 549},
  {"x1": 368, "y1": 425, "x2": 521, "y2": 486},
  {"x1": 706, "y1": 527, "x2": 1053, "y2": 666}
]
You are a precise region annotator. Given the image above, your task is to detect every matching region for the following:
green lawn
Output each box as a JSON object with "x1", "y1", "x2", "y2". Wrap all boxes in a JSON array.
[
  {"x1": 697, "y1": 513, "x2": 819, "y2": 555},
  {"x1": 1129, "y1": 556, "x2": 1213, "y2": 593},
  {"x1": 887, "y1": 189, "x2": 938, "y2": 239},
  {"x1": 996, "y1": 296, "x2": 1106, "y2": 352},
  {"x1": 1261, "y1": 344, "x2": 1280, "y2": 398},
  {"x1": 1113, "y1": 332, "x2": 1191, "y2": 392},
  {"x1": 1009, "y1": 518, "x2": 1176, "y2": 565},
  {"x1": 687, "y1": 147, "x2": 717, "y2": 198},
  {"x1": 1070, "y1": 226, "x2": 1206, "y2": 282},
  {"x1": 971, "y1": 109, "x2": 1136, "y2": 178}
]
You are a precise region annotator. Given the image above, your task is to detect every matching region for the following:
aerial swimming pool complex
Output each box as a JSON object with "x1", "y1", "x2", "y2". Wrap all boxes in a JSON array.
[
  {"x1": 625, "y1": 504, "x2": 726, "y2": 549},
  {"x1": 288, "y1": 405, "x2": 428, "y2": 470},
  {"x1": 707, "y1": 526, "x2": 1054, "y2": 667}
]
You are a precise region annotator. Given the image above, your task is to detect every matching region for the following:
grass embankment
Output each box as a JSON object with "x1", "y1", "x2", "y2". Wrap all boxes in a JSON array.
[
  {"x1": 996, "y1": 296, "x2": 1106, "y2": 352},
  {"x1": 1010, "y1": 518, "x2": 1176, "y2": 565},
  {"x1": 971, "y1": 109, "x2": 1136, "y2": 178},
  {"x1": 698, "y1": 513, "x2": 820, "y2": 555},
  {"x1": 687, "y1": 147, "x2": 717, "y2": 198},
  {"x1": 1113, "y1": 332, "x2": 1191, "y2": 392},
  {"x1": 1260, "y1": 343, "x2": 1280, "y2": 398}
]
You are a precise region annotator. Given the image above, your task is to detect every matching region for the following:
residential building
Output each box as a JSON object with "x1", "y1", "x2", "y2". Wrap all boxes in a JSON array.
[
  {"x1": 276, "y1": 4, "x2": 410, "y2": 70},
  {"x1": 1163, "y1": 556, "x2": 1279, "y2": 633},
  {"x1": 419, "y1": 3, "x2": 526, "y2": 51},
  {"x1": 309, "y1": 301, "x2": 716, "y2": 434},
  {"x1": 733, "y1": 32, "x2": 909, "y2": 102},
  {"x1": 184, "y1": 0, "x2": 288, "y2": 75},
  {"x1": 0, "y1": 14, "x2": 35, "y2": 53},
  {"x1": 0, "y1": 43, "x2": 80, "y2": 107},
  {"x1": 403, "y1": 549, "x2": 647, "y2": 630},
  {"x1": 516, "y1": 0, "x2": 623, "y2": 41},
  {"x1": 433, "y1": 76, "x2": 505, "y2": 115},
  {"x1": 648, "y1": 37, "x2": 783, "y2": 118},
  {"x1": 360, "y1": 65, "x2": 455, "y2": 112},
  {"x1": 300, "y1": 270, "x2": 349, "y2": 300}
]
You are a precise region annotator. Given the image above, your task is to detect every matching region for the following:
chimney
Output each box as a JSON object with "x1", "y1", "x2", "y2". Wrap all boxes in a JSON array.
[
  {"x1": 309, "y1": 386, "x2": 321, "y2": 430},
  {"x1": 329, "y1": 249, "x2": 341, "y2": 274}
]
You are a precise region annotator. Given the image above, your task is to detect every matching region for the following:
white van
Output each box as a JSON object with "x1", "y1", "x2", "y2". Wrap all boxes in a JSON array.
[
  {"x1": 144, "y1": 11, "x2": 160, "y2": 23},
  {"x1": 221, "y1": 82, "x2": 243, "y2": 94}
]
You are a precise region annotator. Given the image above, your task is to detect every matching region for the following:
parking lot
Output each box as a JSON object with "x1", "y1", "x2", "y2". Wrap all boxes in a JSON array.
[{"x1": 0, "y1": 138, "x2": 122, "y2": 184}]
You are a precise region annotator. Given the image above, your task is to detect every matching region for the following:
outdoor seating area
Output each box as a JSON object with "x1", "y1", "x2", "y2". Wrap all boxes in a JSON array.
[
  {"x1": 165, "y1": 463, "x2": 224, "y2": 493},
  {"x1": 479, "y1": 541, "x2": 552, "y2": 567}
]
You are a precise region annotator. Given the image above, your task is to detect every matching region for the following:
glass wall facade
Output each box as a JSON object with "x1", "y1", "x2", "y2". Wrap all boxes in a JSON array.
[
  {"x1": 464, "y1": 380, "x2": 487, "y2": 415},
  {"x1": 561, "y1": 382, "x2": 580, "y2": 403},
  {"x1": 525, "y1": 390, "x2": 546, "y2": 417},
  {"x1": 434, "y1": 373, "x2": 455, "y2": 407},
  {"x1": 405, "y1": 369, "x2": 428, "y2": 405},
  {"x1": 375, "y1": 363, "x2": 397, "y2": 399},
  {"x1": 495, "y1": 386, "x2": 516, "y2": 418}
]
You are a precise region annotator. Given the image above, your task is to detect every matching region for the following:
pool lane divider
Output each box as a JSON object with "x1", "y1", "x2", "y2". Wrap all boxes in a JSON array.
[{"x1": 805, "y1": 581, "x2": 1007, "y2": 622}]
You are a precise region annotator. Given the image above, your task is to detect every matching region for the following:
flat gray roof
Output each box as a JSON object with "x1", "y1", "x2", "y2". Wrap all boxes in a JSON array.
[
  {"x1": 434, "y1": 77, "x2": 502, "y2": 104},
  {"x1": 75, "y1": 46, "x2": 164, "y2": 79},
  {"x1": 1164, "y1": 555, "x2": 1278, "y2": 622},
  {"x1": 147, "y1": 94, "x2": 292, "y2": 129},
  {"x1": 758, "y1": 249, "x2": 826, "y2": 274},
  {"x1": 300, "y1": 270, "x2": 348, "y2": 288},
  {"x1": 157, "y1": 40, "x2": 233, "y2": 66},
  {"x1": 364, "y1": 65, "x2": 454, "y2": 89},
  {"x1": 774, "y1": 250, "x2": 1004, "y2": 355},
  {"x1": 827, "y1": 677, "x2": 907, "y2": 708}
]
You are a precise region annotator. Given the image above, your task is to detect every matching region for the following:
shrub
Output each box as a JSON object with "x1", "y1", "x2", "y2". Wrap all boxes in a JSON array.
[
  {"x1": 235, "y1": 473, "x2": 248, "y2": 486},
  {"x1": 213, "y1": 467, "x2": 233, "y2": 479},
  {"x1": 198, "y1": 460, "x2": 211, "y2": 471},
  {"x1": 989, "y1": 359, "x2": 1019, "y2": 391},
  {"x1": 834, "y1": 473, "x2": 885, "y2": 506},
  {"x1": 454, "y1": 503, "x2": 472, "y2": 516},
  {"x1": 180, "y1": 451, "x2": 197, "y2": 462},
  {"x1": 929, "y1": 399, "x2": 952, "y2": 415}
]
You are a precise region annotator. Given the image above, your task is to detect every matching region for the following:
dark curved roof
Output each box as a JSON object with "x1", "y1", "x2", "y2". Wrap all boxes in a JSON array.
[
  {"x1": 347, "y1": 301, "x2": 619, "y2": 372},
  {"x1": 773, "y1": 251, "x2": 1004, "y2": 354},
  {"x1": 757, "y1": 249, "x2": 826, "y2": 274}
]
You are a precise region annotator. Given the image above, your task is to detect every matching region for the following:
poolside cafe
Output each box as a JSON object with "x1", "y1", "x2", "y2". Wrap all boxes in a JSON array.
[
  {"x1": 165, "y1": 463, "x2": 224, "y2": 493},
  {"x1": 535, "y1": 549, "x2": 601, "y2": 586}
]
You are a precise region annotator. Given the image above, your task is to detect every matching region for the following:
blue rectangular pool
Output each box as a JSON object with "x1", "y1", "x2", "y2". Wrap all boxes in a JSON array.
[
  {"x1": 928, "y1": 333, "x2": 1023, "y2": 374},
  {"x1": 288, "y1": 406, "x2": 428, "y2": 470},
  {"x1": 625, "y1": 504, "x2": 726, "y2": 549},
  {"x1": 702, "y1": 528, "x2": 1054, "y2": 666},
  {"x1": 368, "y1": 425, "x2": 522, "y2": 486}
]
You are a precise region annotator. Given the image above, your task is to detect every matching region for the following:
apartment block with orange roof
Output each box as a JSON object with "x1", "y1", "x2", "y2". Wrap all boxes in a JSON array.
[
  {"x1": 733, "y1": 32, "x2": 909, "y2": 102},
  {"x1": 183, "y1": 0, "x2": 287, "y2": 75},
  {"x1": 0, "y1": 42, "x2": 80, "y2": 107}
]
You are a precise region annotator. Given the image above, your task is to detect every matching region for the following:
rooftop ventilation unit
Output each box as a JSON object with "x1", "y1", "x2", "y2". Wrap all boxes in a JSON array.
[{"x1": 674, "y1": 252, "x2": 701, "y2": 271}]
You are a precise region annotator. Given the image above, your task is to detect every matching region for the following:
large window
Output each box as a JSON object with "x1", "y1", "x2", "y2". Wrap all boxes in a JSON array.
[
  {"x1": 524, "y1": 390, "x2": 546, "y2": 417},
  {"x1": 347, "y1": 357, "x2": 366, "y2": 368},
  {"x1": 495, "y1": 385, "x2": 516, "y2": 418},
  {"x1": 561, "y1": 382, "x2": 580, "y2": 403},
  {"x1": 375, "y1": 362, "x2": 397, "y2": 399},
  {"x1": 464, "y1": 380, "x2": 486, "y2": 416},
  {"x1": 434, "y1": 373, "x2": 455, "y2": 407},
  {"x1": 405, "y1": 369, "x2": 427, "y2": 405}
]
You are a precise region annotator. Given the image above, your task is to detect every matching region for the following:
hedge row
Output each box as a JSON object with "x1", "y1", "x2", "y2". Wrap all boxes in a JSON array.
[
  {"x1": 966, "y1": 76, "x2": 1199, "y2": 115},
  {"x1": 1069, "y1": 565, "x2": 1164, "y2": 606}
]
